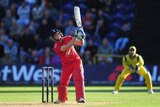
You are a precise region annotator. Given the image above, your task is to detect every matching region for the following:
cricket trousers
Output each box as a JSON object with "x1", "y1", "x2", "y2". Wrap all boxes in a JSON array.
[
  {"x1": 57, "y1": 59, "x2": 85, "y2": 102},
  {"x1": 114, "y1": 66, "x2": 153, "y2": 91}
]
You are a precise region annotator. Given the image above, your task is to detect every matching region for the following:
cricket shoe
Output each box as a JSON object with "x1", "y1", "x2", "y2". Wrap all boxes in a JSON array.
[
  {"x1": 148, "y1": 90, "x2": 154, "y2": 94},
  {"x1": 77, "y1": 98, "x2": 85, "y2": 103},
  {"x1": 54, "y1": 100, "x2": 65, "y2": 104},
  {"x1": 112, "y1": 90, "x2": 118, "y2": 94}
]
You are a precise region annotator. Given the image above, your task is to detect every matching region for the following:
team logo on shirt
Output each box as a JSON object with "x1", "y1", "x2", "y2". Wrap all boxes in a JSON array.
[{"x1": 66, "y1": 50, "x2": 71, "y2": 56}]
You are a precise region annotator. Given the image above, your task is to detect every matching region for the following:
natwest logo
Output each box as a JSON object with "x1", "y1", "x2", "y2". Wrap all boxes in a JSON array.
[
  {"x1": 139, "y1": 65, "x2": 160, "y2": 82},
  {"x1": 0, "y1": 65, "x2": 61, "y2": 84},
  {"x1": 107, "y1": 65, "x2": 160, "y2": 84},
  {"x1": 108, "y1": 65, "x2": 132, "y2": 81}
]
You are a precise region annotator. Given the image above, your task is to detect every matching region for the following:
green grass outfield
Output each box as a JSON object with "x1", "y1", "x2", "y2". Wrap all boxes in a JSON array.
[{"x1": 0, "y1": 86, "x2": 160, "y2": 107}]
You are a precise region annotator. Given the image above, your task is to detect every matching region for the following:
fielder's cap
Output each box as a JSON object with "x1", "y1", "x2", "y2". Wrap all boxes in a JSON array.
[{"x1": 129, "y1": 46, "x2": 136, "y2": 51}]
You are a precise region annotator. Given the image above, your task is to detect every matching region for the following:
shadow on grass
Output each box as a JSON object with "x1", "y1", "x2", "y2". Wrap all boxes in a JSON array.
[{"x1": 0, "y1": 89, "x2": 160, "y2": 93}]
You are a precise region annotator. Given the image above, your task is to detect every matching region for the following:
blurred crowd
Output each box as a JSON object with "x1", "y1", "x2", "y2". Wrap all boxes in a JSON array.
[{"x1": 0, "y1": 0, "x2": 135, "y2": 65}]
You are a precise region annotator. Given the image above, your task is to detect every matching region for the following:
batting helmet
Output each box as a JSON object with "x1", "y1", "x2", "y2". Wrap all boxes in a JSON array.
[{"x1": 49, "y1": 29, "x2": 63, "y2": 41}]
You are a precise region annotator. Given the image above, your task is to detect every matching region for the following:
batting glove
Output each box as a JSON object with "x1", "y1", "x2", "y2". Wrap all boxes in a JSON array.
[{"x1": 74, "y1": 27, "x2": 86, "y2": 40}]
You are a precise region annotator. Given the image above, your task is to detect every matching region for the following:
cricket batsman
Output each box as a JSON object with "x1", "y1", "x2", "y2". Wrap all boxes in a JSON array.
[
  {"x1": 113, "y1": 46, "x2": 154, "y2": 94},
  {"x1": 50, "y1": 28, "x2": 86, "y2": 103}
]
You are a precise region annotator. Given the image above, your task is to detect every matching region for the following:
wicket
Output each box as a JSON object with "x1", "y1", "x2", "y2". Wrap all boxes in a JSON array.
[{"x1": 42, "y1": 67, "x2": 54, "y2": 103}]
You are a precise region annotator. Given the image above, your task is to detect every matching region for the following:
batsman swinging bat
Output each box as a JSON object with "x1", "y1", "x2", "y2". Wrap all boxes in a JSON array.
[{"x1": 74, "y1": 6, "x2": 82, "y2": 28}]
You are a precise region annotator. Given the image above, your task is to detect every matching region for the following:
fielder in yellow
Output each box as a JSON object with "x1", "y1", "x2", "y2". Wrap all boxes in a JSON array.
[{"x1": 113, "y1": 46, "x2": 154, "y2": 94}]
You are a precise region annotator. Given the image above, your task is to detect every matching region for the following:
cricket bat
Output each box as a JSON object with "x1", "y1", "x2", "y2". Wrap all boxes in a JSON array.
[{"x1": 74, "y1": 6, "x2": 82, "y2": 28}]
